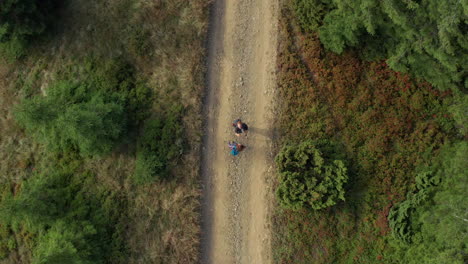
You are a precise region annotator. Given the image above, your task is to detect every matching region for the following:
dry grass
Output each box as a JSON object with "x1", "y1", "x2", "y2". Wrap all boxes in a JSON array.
[{"x1": 0, "y1": 0, "x2": 210, "y2": 263}]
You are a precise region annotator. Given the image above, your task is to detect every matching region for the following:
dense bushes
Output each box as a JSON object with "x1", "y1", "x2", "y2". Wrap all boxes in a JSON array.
[
  {"x1": 0, "y1": 0, "x2": 57, "y2": 57},
  {"x1": 276, "y1": 140, "x2": 348, "y2": 210},
  {"x1": 448, "y1": 92, "x2": 468, "y2": 136},
  {"x1": 0, "y1": 220, "x2": 15, "y2": 259},
  {"x1": 134, "y1": 105, "x2": 185, "y2": 184}
]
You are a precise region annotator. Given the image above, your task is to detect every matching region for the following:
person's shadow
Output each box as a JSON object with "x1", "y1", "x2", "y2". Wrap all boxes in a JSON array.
[{"x1": 249, "y1": 126, "x2": 273, "y2": 139}]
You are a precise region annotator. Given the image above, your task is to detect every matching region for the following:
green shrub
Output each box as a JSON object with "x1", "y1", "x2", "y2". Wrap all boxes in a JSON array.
[
  {"x1": 134, "y1": 105, "x2": 185, "y2": 184},
  {"x1": 448, "y1": 92, "x2": 468, "y2": 137},
  {"x1": 388, "y1": 171, "x2": 440, "y2": 243},
  {"x1": 15, "y1": 81, "x2": 127, "y2": 157},
  {"x1": 126, "y1": 80, "x2": 153, "y2": 127},
  {"x1": 0, "y1": 38, "x2": 27, "y2": 59},
  {"x1": 0, "y1": 0, "x2": 57, "y2": 58},
  {"x1": 294, "y1": 0, "x2": 331, "y2": 32},
  {"x1": 2, "y1": 171, "x2": 74, "y2": 230},
  {"x1": 32, "y1": 220, "x2": 95, "y2": 264},
  {"x1": 275, "y1": 140, "x2": 348, "y2": 210},
  {"x1": 0, "y1": 224, "x2": 15, "y2": 259}
]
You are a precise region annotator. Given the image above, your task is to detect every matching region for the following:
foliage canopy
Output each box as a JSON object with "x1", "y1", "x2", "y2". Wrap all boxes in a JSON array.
[
  {"x1": 388, "y1": 171, "x2": 440, "y2": 243},
  {"x1": 275, "y1": 140, "x2": 348, "y2": 210},
  {"x1": 294, "y1": 0, "x2": 331, "y2": 32},
  {"x1": 295, "y1": 0, "x2": 468, "y2": 91}
]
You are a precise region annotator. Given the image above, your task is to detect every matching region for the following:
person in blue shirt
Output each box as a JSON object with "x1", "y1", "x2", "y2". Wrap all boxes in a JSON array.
[{"x1": 228, "y1": 141, "x2": 245, "y2": 156}]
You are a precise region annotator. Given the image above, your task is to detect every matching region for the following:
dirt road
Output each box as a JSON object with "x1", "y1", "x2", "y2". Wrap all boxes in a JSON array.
[{"x1": 201, "y1": 0, "x2": 278, "y2": 263}]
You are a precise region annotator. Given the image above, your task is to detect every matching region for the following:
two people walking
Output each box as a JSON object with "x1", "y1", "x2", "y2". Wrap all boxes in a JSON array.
[{"x1": 228, "y1": 119, "x2": 248, "y2": 156}]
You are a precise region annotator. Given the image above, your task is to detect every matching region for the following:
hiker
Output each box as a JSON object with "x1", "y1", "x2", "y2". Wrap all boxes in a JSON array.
[
  {"x1": 228, "y1": 141, "x2": 245, "y2": 156},
  {"x1": 233, "y1": 119, "x2": 249, "y2": 137}
]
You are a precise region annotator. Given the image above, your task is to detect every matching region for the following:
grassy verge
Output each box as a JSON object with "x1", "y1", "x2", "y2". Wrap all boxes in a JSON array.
[
  {"x1": 0, "y1": 0, "x2": 209, "y2": 263},
  {"x1": 272, "y1": 2, "x2": 462, "y2": 263}
]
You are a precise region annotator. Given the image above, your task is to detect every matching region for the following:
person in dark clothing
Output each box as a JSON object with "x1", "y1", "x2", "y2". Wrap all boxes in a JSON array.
[{"x1": 233, "y1": 119, "x2": 248, "y2": 137}]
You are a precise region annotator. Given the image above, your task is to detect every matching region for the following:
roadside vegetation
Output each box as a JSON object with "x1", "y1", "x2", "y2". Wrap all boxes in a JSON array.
[
  {"x1": 0, "y1": 0, "x2": 209, "y2": 263},
  {"x1": 272, "y1": 0, "x2": 467, "y2": 263}
]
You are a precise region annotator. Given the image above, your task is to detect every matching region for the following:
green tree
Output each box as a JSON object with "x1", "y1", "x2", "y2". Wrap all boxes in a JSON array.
[
  {"x1": 317, "y1": 0, "x2": 467, "y2": 91},
  {"x1": 15, "y1": 81, "x2": 126, "y2": 156},
  {"x1": 275, "y1": 140, "x2": 348, "y2": 210}
]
